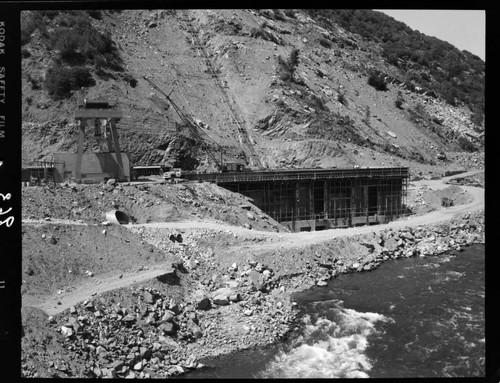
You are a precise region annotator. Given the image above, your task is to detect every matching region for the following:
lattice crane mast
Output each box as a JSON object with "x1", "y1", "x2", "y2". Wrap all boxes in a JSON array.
[{"x1": 142, "y1": 76, "x2": 224, "y2": 171}]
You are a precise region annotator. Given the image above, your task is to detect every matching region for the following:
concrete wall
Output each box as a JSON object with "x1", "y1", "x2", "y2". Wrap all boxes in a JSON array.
[{"x1": 53, "y1": 152, "x2": 130, "y2": 182}]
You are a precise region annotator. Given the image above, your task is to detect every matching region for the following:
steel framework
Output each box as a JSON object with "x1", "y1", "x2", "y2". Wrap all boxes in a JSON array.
[{"x1": 187, "y1": 167, "x2": 409, "y2": 230}]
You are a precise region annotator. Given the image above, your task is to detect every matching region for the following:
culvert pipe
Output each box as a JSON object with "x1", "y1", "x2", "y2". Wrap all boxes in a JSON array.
[{"x1": 105, "y1": 210, "x2": 130, "y2": 225}]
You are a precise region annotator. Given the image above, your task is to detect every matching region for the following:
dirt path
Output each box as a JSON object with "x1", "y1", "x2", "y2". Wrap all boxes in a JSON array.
[
  {"x1": 28, "y1": 265, "x2": 175, "y2": 316},
  {"x1": 26, "y1": 171, "x2": 484, "y2": 316}
]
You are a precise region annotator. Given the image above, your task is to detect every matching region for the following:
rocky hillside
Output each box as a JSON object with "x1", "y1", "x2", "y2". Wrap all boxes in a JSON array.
[{"x1": 20, "y1": 9, "x2": 485, "y2": 174}]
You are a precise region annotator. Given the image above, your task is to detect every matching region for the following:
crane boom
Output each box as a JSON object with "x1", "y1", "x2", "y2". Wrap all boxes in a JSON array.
[{"x1": 142, "y1": 76, "x2": 224, "y2": 171}]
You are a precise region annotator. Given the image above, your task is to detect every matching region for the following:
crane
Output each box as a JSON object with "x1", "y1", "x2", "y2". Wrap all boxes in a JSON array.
[{"x1": 142, "y1": 76, "x2": 225, "y2": 171}]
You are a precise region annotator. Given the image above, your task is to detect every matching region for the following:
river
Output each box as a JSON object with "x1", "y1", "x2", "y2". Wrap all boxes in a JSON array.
[{"x1": 180, "y1": 244, "x2": 485, "y2": 378}]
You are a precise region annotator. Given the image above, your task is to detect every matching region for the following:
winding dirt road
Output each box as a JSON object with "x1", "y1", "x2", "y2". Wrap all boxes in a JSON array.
[
  {"x1": 26, "y1": 171, "x2": 484, "y2": 316},
  {"x1": 133, "y1": 171, "x2": 484, "y2": 251}
]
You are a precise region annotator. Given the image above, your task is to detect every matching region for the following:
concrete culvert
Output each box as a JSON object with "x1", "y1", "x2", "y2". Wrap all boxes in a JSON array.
[{"x1": 105, "y1": 210, "x2": 130, "y2": 225}]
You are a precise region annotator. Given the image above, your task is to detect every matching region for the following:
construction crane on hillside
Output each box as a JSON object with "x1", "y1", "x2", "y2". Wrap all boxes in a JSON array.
[{"x1": 142, "y1": 76, "x2": 225, "y2": 171}]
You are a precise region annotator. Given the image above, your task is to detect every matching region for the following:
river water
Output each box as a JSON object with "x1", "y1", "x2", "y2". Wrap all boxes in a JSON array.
[{"x1": 182, "y1": 244, "x2": 485, "y2": 378}]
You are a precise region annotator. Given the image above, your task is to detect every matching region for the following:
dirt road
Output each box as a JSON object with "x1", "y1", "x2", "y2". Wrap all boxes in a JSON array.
[
  {"x1": 29, "y1": 266, "x2": 176, "y2": 316},
  {"x1": 134, "y1": 171, "x2": 484, "y2": 251},
  {"x1": 26, "y1": 171, "x2": 484, "y2": 316}
]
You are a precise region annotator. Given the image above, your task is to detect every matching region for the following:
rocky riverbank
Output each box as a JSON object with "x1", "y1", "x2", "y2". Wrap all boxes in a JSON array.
[
  {"x1": 22, "y1": 209, "x2": 484, "y2": 378},
  {"x1": 283, "y1": 209, "x2": 485, "y2": 292}
]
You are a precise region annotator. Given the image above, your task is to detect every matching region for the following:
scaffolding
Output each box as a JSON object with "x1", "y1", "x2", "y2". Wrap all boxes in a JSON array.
[{"x1": 190, "y1": 167, "x2": 409, "y2": 231}]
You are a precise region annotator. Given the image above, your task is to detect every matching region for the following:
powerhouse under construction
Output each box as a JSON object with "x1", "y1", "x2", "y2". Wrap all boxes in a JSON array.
[{"x1": 185, "y1": 167, "x2": 409, "y2": 232}]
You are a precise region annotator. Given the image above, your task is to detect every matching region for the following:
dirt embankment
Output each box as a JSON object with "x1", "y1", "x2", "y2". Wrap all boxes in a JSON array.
[
  {"x1": 21, "y1": 174, "x2": 485, "y2": 378},
  {"x1": 22, "y1": 180, "x2": 286, "y2": 231}
]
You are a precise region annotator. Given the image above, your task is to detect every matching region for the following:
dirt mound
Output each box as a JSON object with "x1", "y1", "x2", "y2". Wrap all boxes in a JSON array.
[
  {"x1": 407, "y1": 184, "x2": 472, "y2": 215},
  {"x1": 21, "y1": 222, "x2": 177, "y2": 305},
  {"x1": 22, "y1": 181, "x2": 287, "y2": 231}
]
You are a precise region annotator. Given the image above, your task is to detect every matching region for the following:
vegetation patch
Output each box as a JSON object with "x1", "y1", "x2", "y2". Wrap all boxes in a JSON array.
[
  {"x1": 304, "y1": 9, "x2": 484, "y2": 122},
  {"x1": 22, "y1": 10, "x2": 125, "y2": 100},
  {"x1": 44, "y1": 63, "x2": 95, "y2": 100},
  {"x1": 46, "y1": 11, "x2": 123, "y2": 71},
  {"x1": 395, "y1": 91, "x2": 405, "y2": 109},
  {"x1": 318, "y1": 37, "x2": 333, "y2": 49},
  {"x1": 277, "y1": 48, "x2": 300, "y2": 83},
  {"x1": 367, "y1": 73, "x2": 388, "y2": 91}
]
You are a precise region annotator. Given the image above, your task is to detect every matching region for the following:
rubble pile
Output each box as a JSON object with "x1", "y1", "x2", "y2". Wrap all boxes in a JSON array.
[{"x1": 23, "y1": 259, "x2": 298, "y2": 378}]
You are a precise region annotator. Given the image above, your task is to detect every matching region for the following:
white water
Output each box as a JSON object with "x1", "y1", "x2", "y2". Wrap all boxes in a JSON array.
[{"x1": 259, "y1": 300, "x2": 393, "y2": 378}]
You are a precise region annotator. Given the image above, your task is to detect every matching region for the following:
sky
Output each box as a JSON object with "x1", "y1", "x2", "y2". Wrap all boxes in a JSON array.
[{"x1": 375, "y1": 10, "x2": 485, "y2": 61}]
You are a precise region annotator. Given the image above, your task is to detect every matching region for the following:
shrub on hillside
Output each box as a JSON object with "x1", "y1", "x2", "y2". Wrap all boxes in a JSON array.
[
  {"x1": 457, "y1": 136, "x2": 477, "y2": 152},
  {"x1": 337, "y1": 92, "x2": 348, "y2": 106},
  {"x1": 305, "y1": 93, "x2": 328, "y2": 112},
  {"x1": 277, "y1": 56, "x2": 292, "y2": 82},
  {"x1": 273, "y1": 9, "x2": 286, "y2": 21},
  {"x1": 46, "y1": 11, "x2": 123, "y2": 72},
  {"x1": 318, "y1": 37, "x2": 332, "y2": 48},
  {"x1": 277, "y1": 48, "x2": 300, "y2": 83},
  {"x1": 367, "y1": 73, "x2": 388, "y2": 91},
  {"x1": 26, "y1": 73, "x2": 41, "y2": 90},
  {"x1": 44, "y1": 64, "x2": 95, "y2": 100},
  {"x1": 289, "y1": 48, "x2": 300, "y2": 68},
  {"x1": 21, "y1": 12, "x2": 46, "y2": 45},
  {"x1": 395, "y1": 91, "x2": 405, "y2": 109}
]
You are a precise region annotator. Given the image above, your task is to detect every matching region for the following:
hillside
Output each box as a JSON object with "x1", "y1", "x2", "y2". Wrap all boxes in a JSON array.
[{"x1": 20, "y1": 9, "x2": 485, "y2": 175}]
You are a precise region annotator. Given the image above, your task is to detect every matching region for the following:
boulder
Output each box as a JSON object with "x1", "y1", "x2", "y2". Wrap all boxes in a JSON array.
[
  {"x1": 161, "y1": 310, "x2": 176, "y2": 323},
  {"x1": 212, "y1": 294, "x2": 230, "y2": 306},
  {"x1": 186, "y1": 319, "x2": 203, "y2": 339},
  {"x1": 60, "y1": 326, "x2": 73, "y2": 337},
  {"x1": 229, "y1": 293, "x2": 241, "y2": 302},
  {"x1": 192, "y1": 290, "x2": 211, "y2": 311},
  {"x1": 384, "y1": 238, "x2": 399, "y2": 252},
  {"x1": 143, "y1": 291, "x2": 155, "y2": 304},
  {"x1": 262, "y1": 270, "x2": 272, "y2": 280},
  {"x1": 185, "y1": 259, "x2": 198, "y2": 270},
  {"x1": 67, "y1": 317, "x2": 81, "y2": 331},
  {"x1": 248, "y1": 269, "x2": 265, "y2": 291},
  {"x1": 159, "y1": 322, "x2": 176, "y2": 335},
  {"x1": 158, "y1": 335, "x2": 179, "y2": 350}
]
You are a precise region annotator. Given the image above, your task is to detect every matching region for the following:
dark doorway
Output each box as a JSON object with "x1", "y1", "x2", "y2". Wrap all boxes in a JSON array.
[
  {"x1": 314, "y1": 182, "x2": 324, "y2": 217},
  {"x1": 368, "y1": 186, "x2": 378, "y2": 215}
]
